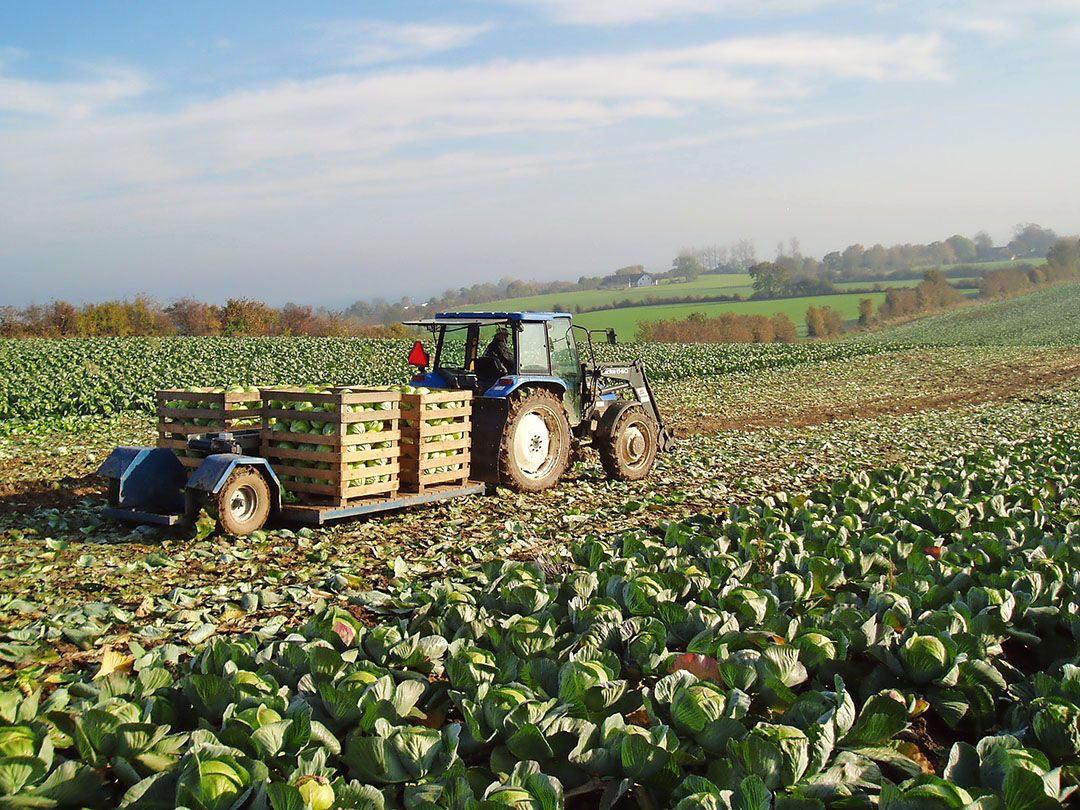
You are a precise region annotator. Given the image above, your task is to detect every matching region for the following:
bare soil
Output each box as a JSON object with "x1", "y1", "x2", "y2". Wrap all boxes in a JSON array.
[
  {"x1": 677, "y1": 353, "x2": 1080, "y2": 435},
  {"x1": 0, "y1": 474, "x2": 104, "y2": 514}
]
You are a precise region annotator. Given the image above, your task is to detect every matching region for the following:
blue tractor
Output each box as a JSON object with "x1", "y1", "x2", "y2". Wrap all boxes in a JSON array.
[{"x1": 403, "y1": 312, "x2": 673, "y2": 492}]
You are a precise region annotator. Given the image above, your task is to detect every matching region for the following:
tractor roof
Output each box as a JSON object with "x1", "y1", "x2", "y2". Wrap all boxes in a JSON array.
[
  {"x1": 438, "y1": 311, "x2": 572, "y2": 321},
  {"x1": 403, "y1": 311, "x2": 572, "y2": 326}
]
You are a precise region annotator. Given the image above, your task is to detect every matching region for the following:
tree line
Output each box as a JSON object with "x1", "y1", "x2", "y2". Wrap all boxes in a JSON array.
[
  {"x1": 342, "y1": 241, "x2": 758, "y2": 325},
  {"x1": 742, "y1": 224, "x2": 1060, "y2": 301},
  {"x1": 417, "y1": 224, "x2": 1058, "y2": 320},
  {"x1": 861, "y1": 237, "x2": 1080, "y2": 327},
  {"x1": 4, "y1": 227, "x2": 1072, "y2": 339},
  {"x1": 638, "y1": 235, "x2": 1080, "y2": 343},
  {"x1": 0, "y1": 298, "x2": 406, "y2": 338}
]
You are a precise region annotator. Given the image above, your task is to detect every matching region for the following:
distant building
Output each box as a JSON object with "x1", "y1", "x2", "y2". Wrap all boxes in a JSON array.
[
  {"x1": 986, "y1": 247, "x2": 1018, "y2": 261},
  {"x1": 601, "y1": 272, "x2": 656, "y2": 289}
]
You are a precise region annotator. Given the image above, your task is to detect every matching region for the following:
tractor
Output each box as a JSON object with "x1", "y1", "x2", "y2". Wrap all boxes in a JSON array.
[{"x1": 402, "y1": 311, "x2": 673, "y2": 492}]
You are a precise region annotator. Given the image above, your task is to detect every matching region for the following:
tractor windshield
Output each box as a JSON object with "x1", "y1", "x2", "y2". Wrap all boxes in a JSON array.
[{"x1": 435, "y1": 324, "x2": 471, "y2": 370}]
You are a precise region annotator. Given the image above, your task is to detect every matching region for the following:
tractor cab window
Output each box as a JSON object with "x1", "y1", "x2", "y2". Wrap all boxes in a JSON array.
[
  {"x1": 434, "y1": 325, "x2": 471, "y2": 371},
  {"x1": 476, "y1": 323, "x2": 513, "y2": 377},
  {"x1": 517, "y1": 322, "x2": 550, "y2": 375},
  {"x1": 477, "y1": 324, "x2": 505, "y2": 359}
]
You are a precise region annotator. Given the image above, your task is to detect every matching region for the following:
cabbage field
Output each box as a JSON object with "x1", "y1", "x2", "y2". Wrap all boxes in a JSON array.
[
  {"x1": 853, "y1": 281, "x2": 1080, "y2": 347},
  {"x1": 0, "y1": 337, "x2": 903, "y2": 420},
  {"x1": 3, "y1": 315, "x2": 1080, "y2": 808}
]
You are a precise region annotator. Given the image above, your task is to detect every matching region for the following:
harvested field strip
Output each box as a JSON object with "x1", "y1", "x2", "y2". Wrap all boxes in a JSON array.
[{"x1": 661, "y1": 346, "x2": 1080, "y2": 434}]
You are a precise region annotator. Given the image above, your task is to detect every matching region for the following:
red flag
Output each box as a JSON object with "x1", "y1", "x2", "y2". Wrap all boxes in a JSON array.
[{"x1": 408, "y1": 340, "x2": 429, "y2": 367}]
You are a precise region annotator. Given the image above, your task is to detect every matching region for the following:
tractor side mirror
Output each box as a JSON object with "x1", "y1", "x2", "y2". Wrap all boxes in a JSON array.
[
  {"x1": 606, "y1": 329, "x2": 617, "y2": 345},
  {"x1": 408, "y1": 340, "x2": 429, "y2": 369}
]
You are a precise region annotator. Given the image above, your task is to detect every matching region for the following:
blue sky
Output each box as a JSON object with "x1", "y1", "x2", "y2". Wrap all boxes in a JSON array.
[{"x1": 2, "y1": 1, "x2": 1079, "y2": 306}]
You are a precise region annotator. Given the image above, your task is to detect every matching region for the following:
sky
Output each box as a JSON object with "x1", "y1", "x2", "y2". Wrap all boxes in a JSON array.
[{"x1": 2, "y1": 1, "x2": 1080, "y2": 307}]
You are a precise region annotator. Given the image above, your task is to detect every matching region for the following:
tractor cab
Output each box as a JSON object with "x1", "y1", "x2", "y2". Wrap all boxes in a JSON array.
[{"x1": 403, "y1": 312, "x2": 584, "y2": 425}]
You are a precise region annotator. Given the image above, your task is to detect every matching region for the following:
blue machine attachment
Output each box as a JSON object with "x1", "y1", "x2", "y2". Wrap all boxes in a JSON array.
[
  {"x1": 187, "y1": 454, "x2": 282, "y2": 511},
  {"x1": 97, "y1": 447, "x2": 188, "y2": 525},
  {"x1": 97, "y1": 449, "x2": 282, "y2": 527}
]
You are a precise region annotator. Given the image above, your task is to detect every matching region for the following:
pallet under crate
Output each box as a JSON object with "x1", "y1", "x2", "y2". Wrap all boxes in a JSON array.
[
  {"x1": 157, "y1": 388, "x2": 262, "y2": 469},
  {"x1": 261, "y1": 387, "x2": 402, "y2": 506},
  {"x1": 400, "y1": 389, "x2": 473, "y2": 493}
]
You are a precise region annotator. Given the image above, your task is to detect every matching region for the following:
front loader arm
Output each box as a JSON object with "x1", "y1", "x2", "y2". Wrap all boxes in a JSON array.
[{"x1": 590, "y1": 359, "x2": 675, "y2": 451}]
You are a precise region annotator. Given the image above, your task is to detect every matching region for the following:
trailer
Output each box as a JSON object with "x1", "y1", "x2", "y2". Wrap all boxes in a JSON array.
[{"x1": 98, "y1": 434, "x2": 484, "y2": 533}]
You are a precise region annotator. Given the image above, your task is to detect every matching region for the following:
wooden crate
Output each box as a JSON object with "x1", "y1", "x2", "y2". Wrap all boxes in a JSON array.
[
  {"x1": 261, "y1": 387, "x2": 401, "y2": 505},
  {"x1": 157, "y1": 388, "x2": 262, "y2": 469},
  {"x1": 400, "y1": 390, "x2": 472, "y2": 493}
]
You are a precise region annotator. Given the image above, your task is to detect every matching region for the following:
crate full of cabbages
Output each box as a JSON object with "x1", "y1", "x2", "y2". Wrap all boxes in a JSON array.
[
  {"x1": 399, "y1": 386, "x2": 472, "y2": 493},
  {"x1": 261, "y1": 385, "x2": 401, "y2": 504},
  {"x1": 157, "y1": 386, "x2": 262, "y2": 469}
]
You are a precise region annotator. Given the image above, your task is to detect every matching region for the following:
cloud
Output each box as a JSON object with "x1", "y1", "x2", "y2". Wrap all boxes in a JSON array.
[
  {"x1": 0, "y1": 63, "x2": 148, "y2": 119},
  {"x1": 0, "y1": 31, "x2": 945, "y2": 229},
  {"x1": 316, "y1": 20, "x2": 493, "y2": 66},
  {"x1": 499, "y1": 0, "x2": 832, "y2": 25},
  {"x1": 940, "y1": 16, "x2": 1015, "y2": 37},
  {"x1": 915, "y1": 0, "x2": 1080, "y2": 40}
]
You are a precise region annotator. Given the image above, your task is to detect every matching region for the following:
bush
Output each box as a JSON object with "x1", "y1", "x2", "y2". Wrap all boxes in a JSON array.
[{"x1": 638, "y1": 311, "x2": 797, "y2": 343}]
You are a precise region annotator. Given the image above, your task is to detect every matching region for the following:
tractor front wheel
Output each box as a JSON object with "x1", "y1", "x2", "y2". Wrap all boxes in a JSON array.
[
  {"x1": 498, "y1": 388, "x2": 571, "y2": 492},
  {"x1": 597, "y1": 404, "x2": 659, "y2": 481},
  {"x1": 213, "y1": 469, "x2": 271, "y2": 535}
]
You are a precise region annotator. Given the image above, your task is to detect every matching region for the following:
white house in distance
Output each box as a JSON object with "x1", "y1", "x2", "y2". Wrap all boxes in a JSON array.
[
  {"x1": 600, "y1": 269, "x2": 658, "y2": 289},
  {"x1": 624, "y1": 272, "x2": 656, "y2": 288}
]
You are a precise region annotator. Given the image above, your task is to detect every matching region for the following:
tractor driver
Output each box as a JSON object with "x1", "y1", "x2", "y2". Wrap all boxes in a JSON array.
[{"x1": 483, "y1": 326, "x2": 515, "y2": 374}]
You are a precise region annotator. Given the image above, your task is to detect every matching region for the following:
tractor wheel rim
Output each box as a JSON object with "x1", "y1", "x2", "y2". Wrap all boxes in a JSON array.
[
  {"x1": 622, "y1": 424, "x2": 648, "y2": 466},
  {"x1": 514, "y1": 412, "x2": 554, "y2": 478},
  {"x1": 229, "y1": 484, "x2": 259, "y2": 523}
]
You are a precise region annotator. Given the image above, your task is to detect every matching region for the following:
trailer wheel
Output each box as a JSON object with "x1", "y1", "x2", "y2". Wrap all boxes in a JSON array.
[
  {"x1": 214, "y1": 469, "x2": 271, "y2": 535},
  {"x1": 498, "y1": 388, "x2": 571, "y2": 492},
  {"x1": 597, "y1": 404, "x2": 659, "y2": 481}
]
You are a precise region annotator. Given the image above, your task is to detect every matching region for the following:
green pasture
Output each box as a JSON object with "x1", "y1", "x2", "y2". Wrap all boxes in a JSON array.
[
  {"x1": 573, "y1": 292, "x2": 890, "y2": 338},
  {"x1": 480, "y1": 273, "x2": 752, "y2": 312}
]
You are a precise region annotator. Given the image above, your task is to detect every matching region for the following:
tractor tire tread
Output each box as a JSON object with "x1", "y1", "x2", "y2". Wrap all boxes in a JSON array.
[
  {"x1": 497, "y1": 388, "x2": 571, "y2": 493},
  {"x1": 597, "y1": 403, "x2": 660, "y2": 481}
]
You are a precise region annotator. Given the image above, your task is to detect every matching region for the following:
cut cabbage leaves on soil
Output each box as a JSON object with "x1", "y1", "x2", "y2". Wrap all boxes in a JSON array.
[{"x1": 2, "y1": 431, "x2": 1080, "y2": 807}]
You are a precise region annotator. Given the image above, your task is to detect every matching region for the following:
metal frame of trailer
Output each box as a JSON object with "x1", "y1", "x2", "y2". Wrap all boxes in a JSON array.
[
  {"x1": 104, "y1": 482, "x2": 485, "y2": 530},
  {"x1": 278, "y1": 483, "x2": 485, "y2": 526}
]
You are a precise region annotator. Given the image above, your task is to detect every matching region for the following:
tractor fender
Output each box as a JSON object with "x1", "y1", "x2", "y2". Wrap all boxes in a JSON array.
[
  {"x1": 483, "y1": 375, "x2": 567, "y2": 399},
  {"x1": 187, "y1": 454, "x2": 282, "y2": 510},
  {"x1": 595, "y1": 401, "x2": 643, "y2": 441}
]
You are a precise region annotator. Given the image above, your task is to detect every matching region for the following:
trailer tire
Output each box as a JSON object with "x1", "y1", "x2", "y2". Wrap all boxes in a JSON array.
[
  {"x1": 214, "y1": 469, "x2": 271, "y2": 536},
  {"x1": 597, "y1": 403, "x2": 659, "y2": 481},
  {"x1": 498, "y1": 388, "x2": 571, "y2": 492}
]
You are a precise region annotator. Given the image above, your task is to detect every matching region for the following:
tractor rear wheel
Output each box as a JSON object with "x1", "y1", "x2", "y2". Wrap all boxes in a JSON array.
[
  {"x1": 213, "y1": 469, "x2": 271, "y2": 535},
  {"x1": 498, "y1": 388, "x2": 571, "y2": 492},
  {"x1": 597, "y1": 404, "x2": 659, "y2": 481}
]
